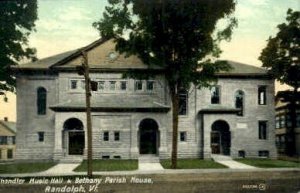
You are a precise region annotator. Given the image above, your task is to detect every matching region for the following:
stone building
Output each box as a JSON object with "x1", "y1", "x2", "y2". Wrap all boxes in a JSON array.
[
  {"x1": 0, "y1": 118, "x2": 16, "y2": 161},
  {"x1": 275, "y1": 93, "x2": 300, "y2": 156},
  {"x1": 12, "y1": 39, "x2": 277, "y2": 161}
]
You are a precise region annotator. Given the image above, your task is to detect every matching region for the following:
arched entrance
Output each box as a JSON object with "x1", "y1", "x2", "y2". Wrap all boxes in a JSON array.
[
  {"x1": 63, "y1": 118, "x2": 85, "y2": 155},
  {"x1": 211, "y1": 120, "x2": 231, "y2": 155},
  {"x1": 139, "y1": 119, "x2": 159, "y2": 154}
]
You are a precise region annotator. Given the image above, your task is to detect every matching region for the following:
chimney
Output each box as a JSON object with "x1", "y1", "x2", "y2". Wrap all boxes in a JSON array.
[{"x1": 4, "y1": 117, "x2": 8, "y2": 122}]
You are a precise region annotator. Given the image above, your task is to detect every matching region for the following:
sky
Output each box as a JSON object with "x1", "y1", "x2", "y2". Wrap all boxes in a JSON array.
[{"x1": 1, "y1": 0, "x2": 299, "y2": 122}]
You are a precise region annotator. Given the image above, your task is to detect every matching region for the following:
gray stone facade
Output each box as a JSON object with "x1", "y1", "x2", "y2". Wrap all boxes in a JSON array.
[{"x1": 13, "y1": 39, "x2": 277, "y2": 161}]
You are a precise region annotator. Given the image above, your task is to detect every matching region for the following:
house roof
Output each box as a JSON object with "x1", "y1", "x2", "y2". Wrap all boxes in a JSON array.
[
  {"x1": 0, "y1": 121, "x2": 16, "y2": 134},
  {"x1": 50, "y1": 95, "x2": 170, "y2": 112},
  {"x1": 12, "y1": 38, "x2": 268, "y2": 77}
]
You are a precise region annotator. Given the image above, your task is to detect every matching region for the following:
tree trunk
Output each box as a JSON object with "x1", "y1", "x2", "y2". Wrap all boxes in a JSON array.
[
  {"x1": 286, "y1": 87, "x2": 298, "y2": 156},
  {"x1": 171, "y1": 86, "x2": 179, "y2": 169}
]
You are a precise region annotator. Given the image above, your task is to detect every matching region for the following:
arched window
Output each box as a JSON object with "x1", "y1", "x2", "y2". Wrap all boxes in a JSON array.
[
  {"x1": 179, "y1": 89, "x2": 188, "y2": 115},
  {"x1": 235, "y1": 90, "x2": 244, "y2": 116},
  {"x1": 37, "y1": 87, "x2": 47, "y2": 115}
]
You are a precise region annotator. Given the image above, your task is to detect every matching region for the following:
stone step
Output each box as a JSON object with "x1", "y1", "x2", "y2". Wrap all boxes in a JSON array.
[
  {"x1": 138, "y1": 155, "x2": 160, "y2": 163},
  {"x1": 59, "y1": 156, "x2": 83, "y2": 163}
]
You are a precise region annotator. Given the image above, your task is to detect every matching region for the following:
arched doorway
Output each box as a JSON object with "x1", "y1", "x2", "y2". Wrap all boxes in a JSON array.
[
  {"x1": 63, "y1": 118, "x2": 85, "y2": 155},
  {"x1": 139, "y1": 119, "x2": 159, "y2": 154},
  {"x1": 211, "y1": 120, "x2": 231, "y2": 155}
]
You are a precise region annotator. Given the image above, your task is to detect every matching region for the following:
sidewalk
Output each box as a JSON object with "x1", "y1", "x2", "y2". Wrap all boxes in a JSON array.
[{"x1": 211, "y1": 154, "x2": 257, "y2": 169}]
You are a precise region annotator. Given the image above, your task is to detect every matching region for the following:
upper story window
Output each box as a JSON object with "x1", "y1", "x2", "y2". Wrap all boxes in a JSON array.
[
  {"x1": 258, "y1": 121, "x2": 267, "y2": 140},
  {"x1": 109, "y1": 81, "x2": 116, "y2": 90},
  {"x1": 211, "y1": 86, "x2": 220, "y2": 104},
  {"x1": 258, "y1": 86, "x2": 267, "y2": 105},
  {"x1": 38, "y1": 132, "x2": 45, "y2": 142},
  {"x1": 37, "y1": 87, "x2": 47, "y2": 115},
  {"x1": 146, "y1": 80, "x2": 155, "y2": 91},
  {"x1": 103, "y1": 131, "x2": 109, "y2": 141},
  {"x1": 120, "y1": 81, "x2": 127, "y2": 91},
  {"x1": 179, "y1": 89, "x2": 188, "y2": 115},
  {"x1": 235, "y1": 90, "x2": 244, "y2": 116},
  {"x1": 0, "y1": 136, "x2": 7, "y2": 145},
  {"x1": 70, "y1": 80, "x2": 78, "y2": 90},
  {"x1": 98, "y1": 81, "x2": 105, "y2": 90},
  {"x1": 135, "y1": 80, "x2": 143, "y2": 91},
  {"x1": 179, "y1": 131, "x2": 187, "y2": 142},
  {"x1": 114, "y1": 131, "x2": 120, "y2": 141}
]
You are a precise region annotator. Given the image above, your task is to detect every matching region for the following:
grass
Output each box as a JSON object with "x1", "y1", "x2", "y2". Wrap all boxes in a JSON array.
[
  {"x1": 0, "y1": 162, "x2": 57, "y2": 174},
  {"x1": 74, "y1": 159, "x2": 138, "y2": 172},
  {"x1": 235, "y1": 158, "x2": 300, "y2": 168},
  {"x1": 160, "y1": 159, "x2": 227, "y2": 169}
]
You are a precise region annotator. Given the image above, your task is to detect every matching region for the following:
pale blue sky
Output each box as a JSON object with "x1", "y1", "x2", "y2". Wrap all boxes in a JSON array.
[{"x1": 30, "y1": 0, "x2": 299, "y2": 65}]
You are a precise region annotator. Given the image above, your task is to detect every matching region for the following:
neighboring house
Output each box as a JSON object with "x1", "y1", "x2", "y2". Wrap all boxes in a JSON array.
[
  {"x1": 275, "y1": 95, "x2": 300, "y2": 156},
  {"x1": 12, "y1": 39, "x2": 277, "y2": 161},
  {"x1": 0, "y1": 118, "x2": 16, "y2": 161}
]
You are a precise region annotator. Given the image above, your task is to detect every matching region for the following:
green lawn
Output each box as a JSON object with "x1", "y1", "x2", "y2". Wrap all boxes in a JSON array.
[
  {"x1": 235, "y1": 158, "x2": 300, "y2": 168},
  {"x1": 160, "y1": 159, "x2": 227, "y2": 169},
  {"x1": 74, "y1": 159, "x2": 138, "y2": 172},
  {"x1": 0, "y1": 162, "x2": 57, "y2": 174}
]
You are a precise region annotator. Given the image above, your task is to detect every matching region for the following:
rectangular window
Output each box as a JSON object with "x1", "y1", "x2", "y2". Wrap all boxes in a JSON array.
[
  {"x1": 114, "y1": 131, "x2": 120, "y2": 141},
  {"x1": 102, "y1": 155, "x2": 110, "y2": 159},
  {"x1": 258, "y1": 121, "x2": 267, "y2": 140},
  {"x1": 135, "y1": 80, "x2": 143, "y2": 91},
  {"x1": 179, "y1": 131, "x2": 187, "y2": 142},
  {"x1": 238, "y1": 150, "x2": 246, "y2": 158},
  {"x1": 120, "y1": 81, "x2": 127, "y2": 90},
  {"x1": 109, "y1": 81, "x2": 116, "y2": 90},
  {"x1": 258, "y1": 150, "x2": 269, "y2": 158},
  {"x1": 179, "y1": 90, "x2": 188, "y2": 115},
  {"x1": 103, "y1": 131, "x2": 109, "y2": 141},
  {"x1": 98, "y1": 81, "x2": 105, "y2": 90},
  {"x1": 7, "y1": 136, "x2": 14, "y2": 145},
  {"x1": 38, "y1": 132, "x2": 44, "y2": 142},
  {"x1": 146, "y1": 80, "x2": 155, "y2": 91},
  {"x1": 211, "y1": 86, "x2": 220, "y2": 104},
  {"x1": 275, "y1": 116, "x2": 280, "y2": 129},
  {"x1": 258, "y1": 86, "x2": 267, "y2": 105},
  {"x1": 7, "y1": 149, "x2": 13, "y2": 159},
  {"x1": 0, "y1": 150, "x2": 2, "y2": 159},
  {"x1": 0, "y1": 136, "x2": 7, "y2": 145},
  {"x1": 280, "y1": 115, "x2": 285, "y2": 128},
  {"x1": 70, "y1": 80, "x2": 78, "y2": 90}
]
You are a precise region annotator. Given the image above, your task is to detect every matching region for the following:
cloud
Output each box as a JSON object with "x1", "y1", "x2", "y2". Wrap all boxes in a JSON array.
[{"x1": 58, "y1": 6, "x2": 92, "y2": 22}]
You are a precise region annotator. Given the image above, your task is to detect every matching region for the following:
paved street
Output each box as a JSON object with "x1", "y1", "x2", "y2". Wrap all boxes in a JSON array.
[{"x1": 0, "y1": 170, "x2": 299, "y2": 193}]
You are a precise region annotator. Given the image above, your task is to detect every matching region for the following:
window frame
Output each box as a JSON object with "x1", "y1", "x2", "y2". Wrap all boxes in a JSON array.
[
  {"x1": 120, "y1": 81, "x2": 127, "y2": 91},
  {"x1": 211, "y1": 86, "x2": 220, "y2": 104},
  {"x1": 103, "y1": 131, "x2": 109, "y2": 141},
  {"x1": 37, "y1": 87, "x2": 47, "y2": 115},
  {"x1": 235, "y1": 90, "x2": 245, "y2": 117},
  {"x1": 179, "y1": 131, "x2": 187, "y2": 142},
  {"x1": 7, "y1": 149, "x2": 13, "y2": 159},
  {"x1": 114, "y1": 131, "x2": 120, "y2": 141},
  {"x1": 258, "y1": 121, "x2": 268, "y2": 140},
  {"x1": 258, "y1": 86, "x2": 267, "y2": 105},
  {"x1": 135, "y1": 80, "x2": 143, "y2": 91},
  {"x1": 38, "y1": 132, "x2": 45, "y2": 142},
  {"x1": 146, "y1": 80, "x2": 155, "y2": 91},
  {"x1": 179, "y1": 90, "x2": 188, "y2": 116}
]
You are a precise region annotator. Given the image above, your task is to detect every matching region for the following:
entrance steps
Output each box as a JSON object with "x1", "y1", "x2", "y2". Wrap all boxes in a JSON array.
[
  {"x1": 59, "y1": 156, "x2": 83, "y2": 163},
  {"x1": 138, "y1": 155, "x2": 164, "y2": 171},
  {"x1": 138, "y1": 154, "x2": 160, "y2": 163}
]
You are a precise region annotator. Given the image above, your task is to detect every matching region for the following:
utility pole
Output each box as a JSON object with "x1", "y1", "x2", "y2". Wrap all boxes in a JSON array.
[{"x1": 79, "y1": 51, "x2": 93, "y2": 177}]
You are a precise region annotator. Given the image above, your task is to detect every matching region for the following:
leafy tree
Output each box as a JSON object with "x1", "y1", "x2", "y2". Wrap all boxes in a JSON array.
[
  {"x1": 0, "y1": 0, "x2": 38, "y2": 92},
  {"x1": 94, "y1": 0, "x2": 236, "y2": 168},
  {"x1": 259, "y1": 9, "x2": 300, "y2": 156}
]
